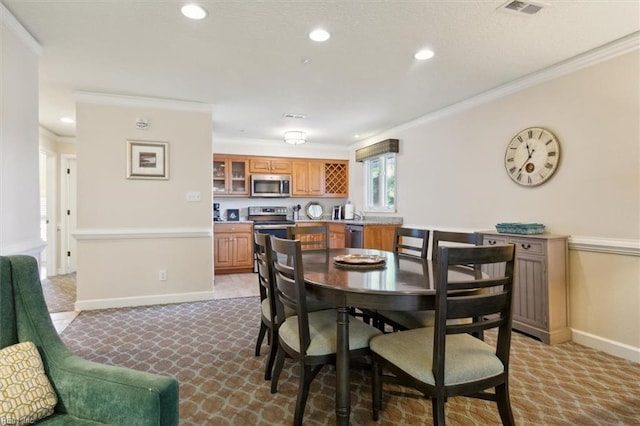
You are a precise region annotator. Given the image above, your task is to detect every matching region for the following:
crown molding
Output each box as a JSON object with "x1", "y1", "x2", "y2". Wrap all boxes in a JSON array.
[
  {"x1": 75, "y1": 91, "x2": 214, "y2": 113},
  {"x1": 0, "y1": 3, "x2": 42, "y2": 56},
  {"x1": 366, "y1": 32, "x2": 640, "y2": 142}
]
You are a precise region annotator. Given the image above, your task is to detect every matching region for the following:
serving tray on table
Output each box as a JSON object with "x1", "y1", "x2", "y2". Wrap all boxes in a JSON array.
[{"x1": 333, "y1": 254, "x2": 387, "y2": 269}]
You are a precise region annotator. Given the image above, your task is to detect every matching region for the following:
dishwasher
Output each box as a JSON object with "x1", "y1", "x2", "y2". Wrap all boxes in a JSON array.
[{"x1": 344, "y1": 224, "x2": 364, "y2": 248}]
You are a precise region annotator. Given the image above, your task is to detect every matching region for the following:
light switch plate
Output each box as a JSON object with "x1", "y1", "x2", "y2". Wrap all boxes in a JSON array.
[{"x1": 186, "y1": 191, "x2": 201, "y2": 202}]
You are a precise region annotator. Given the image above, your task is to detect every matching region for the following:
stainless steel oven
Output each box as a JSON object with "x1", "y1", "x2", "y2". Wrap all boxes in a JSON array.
[
  {"x1": 249, "y1": 206, "x2": 295, "y2": 237},
  {"x1": 249, "y1": 206, "x2": 295, "y2": 271}
]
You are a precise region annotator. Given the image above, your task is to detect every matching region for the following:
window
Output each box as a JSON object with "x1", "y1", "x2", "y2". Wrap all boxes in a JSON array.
[{"x1": 364, "y1": 153, "x2": 396, "y2": 211}]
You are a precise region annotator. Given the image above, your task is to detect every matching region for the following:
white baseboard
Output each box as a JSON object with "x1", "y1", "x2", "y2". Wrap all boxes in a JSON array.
[
  {"x1": 75, "y1": 291, "x2": 215, "y2": 311},
  {"x1": 572, "y1": 329, "x2": 640, "y2": 363}
]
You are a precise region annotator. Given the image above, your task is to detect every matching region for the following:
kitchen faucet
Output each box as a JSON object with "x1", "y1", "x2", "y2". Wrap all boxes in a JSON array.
[{"x1": 354, "y1": 210, "x2": 365, "y2": 221}]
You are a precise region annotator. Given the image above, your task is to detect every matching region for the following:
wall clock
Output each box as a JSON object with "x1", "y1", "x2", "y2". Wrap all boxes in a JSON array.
[{"x1": 504, "y1": 127, "x2": 560, "y2": 187}]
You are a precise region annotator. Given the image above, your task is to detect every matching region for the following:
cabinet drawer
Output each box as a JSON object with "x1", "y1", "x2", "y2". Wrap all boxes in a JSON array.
[
  {"x1": 214, "y1": 223, "x2": 253, "y2": 234},
  {"x1": 508, "y1": 237, "x2": 545, "y2": 256},
  {"x1": 483, "y1": 235, "x2": 508, "y2": 246}
]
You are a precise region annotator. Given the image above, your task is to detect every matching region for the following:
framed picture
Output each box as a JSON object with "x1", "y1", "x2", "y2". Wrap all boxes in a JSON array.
[
  {"x1": 227, "y1": 209, "x2": 239, "y2": 221},
  {"x1": 126, "y1": 140, "x2": 169, "y2": 180}
]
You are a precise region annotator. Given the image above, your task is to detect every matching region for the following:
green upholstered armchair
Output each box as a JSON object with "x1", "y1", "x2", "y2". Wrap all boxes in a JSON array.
[{"x1": 0, "y1": 255, "x2": 179, "y2": 425}]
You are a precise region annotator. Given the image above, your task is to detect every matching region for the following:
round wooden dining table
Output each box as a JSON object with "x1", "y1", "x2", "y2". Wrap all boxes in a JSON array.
[{"x1": 301, "y1": 248, "x2": 478, "y2": 426}]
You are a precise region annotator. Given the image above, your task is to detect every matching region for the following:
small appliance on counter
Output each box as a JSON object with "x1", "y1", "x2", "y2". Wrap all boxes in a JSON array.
[
  {"x1": 213, "y1": 203, "x2": 221, "y2": 221},
  {"x1": 292, "y1": 204, "x2": 301, "y2": 221},
  {"x1": 344, "y1": 201, "x2": 354, "y2": 220},
  {"x1": 332, "y1": 205, "x2": 342, "y2": 220}
]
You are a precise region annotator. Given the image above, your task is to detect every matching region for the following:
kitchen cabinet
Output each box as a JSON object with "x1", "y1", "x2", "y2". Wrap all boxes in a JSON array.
[
  {"x1": 292, "y1": 222, "x2": 329, "y2": 247},
  {"x1": 328, "y1": 223, "x2": 345, "y2": 248},
  {"x1": 363, "y1": 224, "x2": 400, "y2": 252},
  {"x1": 214, "y1": 223, "x2": 254, "y2": 274},
  {"x1": 323, "y1": 161, "x2": 349, "y2": 198},
  {"x1": 249, "y1": 157, "x2": 292, "y2": 174},
  {"x1": 292, "y1": 160, "x2": 324, "y2": 196},
  {"x1": 292, "y1": 159, "x2": 349, "y2": 198},
  {"x1": 213, "y1": 155, "x2": 249, "y2": 197},
  {"x1": 482, "y1": 232, "x2": 570, "y2": 345}
]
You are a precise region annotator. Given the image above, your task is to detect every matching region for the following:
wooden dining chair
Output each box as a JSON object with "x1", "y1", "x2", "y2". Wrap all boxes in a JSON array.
[
  {"x1": 286, "y1": 225, "x2": 329, "y2": 251},
  {"x1": 253, "y1": 232, "x2": 279, "y2": 380},
  {"x1": 378, "y1": 230, "x2": 483, "y2": 331},
  {"x1": 268, "y1": 236, "x2": 382, "y2": 426},
  {"x1": 254, "y1": 232, "x2": 332, "y2": 381},
  {"x1": 370, "y1": 244, "x2": 517, "y2": 425},
  {"x1": 393, "y1": 227, "x2": 430, "y2": 258}
]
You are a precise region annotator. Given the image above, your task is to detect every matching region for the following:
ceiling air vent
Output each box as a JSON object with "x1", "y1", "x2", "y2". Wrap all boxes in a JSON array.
[
  {"x1": 282, "y1": 113, "x2": 306, "y2": 119},
  {"x1": 498, "y1": 0, "x2": 547, "y2": 15}
]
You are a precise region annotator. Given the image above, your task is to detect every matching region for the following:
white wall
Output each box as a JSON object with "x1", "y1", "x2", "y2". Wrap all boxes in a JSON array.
[
  {"x1": 74, "y1": 97, "x2": 214, "y2": 310},
  {"x1": 0, "y1": 6, "x2": 43, "y2": 258},
  {"x1": 351, "y1": 49, "x2": 640, "y2": 360}
]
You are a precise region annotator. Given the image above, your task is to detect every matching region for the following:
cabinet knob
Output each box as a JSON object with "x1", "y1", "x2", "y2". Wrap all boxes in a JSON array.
[
  {"x1": 488, "y1": 240, "x2": 497, "y2": 245},
  {"x1": 521, "y1": 243, "x2": 531, "y2": 249}
]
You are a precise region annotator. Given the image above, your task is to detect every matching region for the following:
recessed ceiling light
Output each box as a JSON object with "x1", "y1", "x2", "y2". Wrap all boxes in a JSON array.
[
  {"x1": 414, "y1": 49, "x2": 435, "y2": 60},
  {"x1": 181, "y1": 4, "x2": 208, "y2": 20},
  {"x1": 309, "y1": 29, "x2": 330, "y2": 42},
  {"x1": 60, "y1": 117, "x2": 75, "y2": 124}
]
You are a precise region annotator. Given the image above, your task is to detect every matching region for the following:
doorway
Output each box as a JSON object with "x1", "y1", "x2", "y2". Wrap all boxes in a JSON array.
[
  {"x1": 39, "y1": 149, "x2": 56, "y2": 278},
  {"x1": 61, "y1": 155, "x2": 77, "y2": 274}
]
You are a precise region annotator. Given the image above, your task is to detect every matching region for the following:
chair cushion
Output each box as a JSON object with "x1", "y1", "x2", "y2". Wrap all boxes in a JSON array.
[
  {"x1": 370, "y1": 327, "x2": 504, "y2": 386},
  {"x1": 0, "y1": 341, "x2": 58, "y2": 424},
  {"x1": 280, "y1": 310, "x2": 382, "y2": 356}
]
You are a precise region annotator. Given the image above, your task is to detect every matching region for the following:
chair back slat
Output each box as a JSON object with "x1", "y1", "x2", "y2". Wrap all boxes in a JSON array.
[
  {"x1": 287, "y1": 225, "x2": 329, "y2": 251},
  {"x1": 431, "y1": 231, "x2": 482, "y2": 261},
  {"x1": 270, "y1": 236, "x2": 312, "y2": 352},
  {"x1": 447, "y1": 291, "x2": 511, "y2": 321},
  {"x1": 393, "y1": 227, "x2": 430, "y2": 258}
]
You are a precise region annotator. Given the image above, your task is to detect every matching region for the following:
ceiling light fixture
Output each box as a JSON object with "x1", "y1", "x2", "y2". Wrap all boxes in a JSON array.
[
  {"x1": 309, "y1": 29, "x2": 330, "y2": 42},
  {"x1": 284, "y1": 130, "x2": 307, "y2": 145},
  {"x1": 414, "y1": 48, "x2": 435, "y2": 60},
  {"x1": 181, "y1": 4, "x2": 208, "y2": 20},
  {"x1": 60, "y1": 117, "x2": 75, "y2": 124}
]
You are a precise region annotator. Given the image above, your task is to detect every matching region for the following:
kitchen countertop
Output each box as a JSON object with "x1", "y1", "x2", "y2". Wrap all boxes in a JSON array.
[
  {"x1": 295, "y1": 218, "x2": 403, "y2": 225},
  {"x1": 213, "y1": 217, "x2": 403, "y2": 226}
]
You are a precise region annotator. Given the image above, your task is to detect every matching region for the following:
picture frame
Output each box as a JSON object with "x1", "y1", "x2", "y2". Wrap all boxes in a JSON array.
[
  {"x1": 226, "y1": 209, "x2": 240, "y2": 221},
  {"x1": 126, "y1": 140, "x2": 169, "y2": 180}
]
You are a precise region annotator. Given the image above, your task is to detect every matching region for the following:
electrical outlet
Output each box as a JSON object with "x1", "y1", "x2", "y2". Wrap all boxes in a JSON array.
[
  {"x1": 159, "y1": 270, "x2": 167, "y2": 281},
  {"x1": 186, "y1": 191, "x2": 201, "y2": 202}
]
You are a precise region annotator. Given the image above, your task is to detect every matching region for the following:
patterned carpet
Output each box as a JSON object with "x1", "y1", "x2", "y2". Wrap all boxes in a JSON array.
[
  {"x1": 59, "y1": 297, "x2": 640, "y2": 426},
  {"x1": 41, "y1": 273, "x2": 76, "y2": 313}
]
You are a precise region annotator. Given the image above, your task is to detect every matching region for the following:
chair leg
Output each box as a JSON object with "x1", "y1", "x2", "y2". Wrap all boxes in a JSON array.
[
  {"x1": 293, "y1": 365, "x2": 314, "y2": 426},
  {"x1": 264, "y1": 329, "x2": 278, "y2": 381},
  {"x1": 431, "y1": 397, "x2": 445, "y2": 426},
  {"x1": 255, "y1": 321, "x2": 267, "y2": 356},
  {"x1": 372, "y1": 359, "x2": 382, "y2": 421},
  {"x1": 270, "y1": 345, "x2": 286, "y2": 394},
  {"x1": 496, "y1": 383, "x2": 515, "y2": 426}
]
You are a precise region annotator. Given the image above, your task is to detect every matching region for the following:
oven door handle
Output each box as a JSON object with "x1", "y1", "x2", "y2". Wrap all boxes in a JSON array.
[{"x1": 254, "y1": 225, "x2": 293, "y2": 230}]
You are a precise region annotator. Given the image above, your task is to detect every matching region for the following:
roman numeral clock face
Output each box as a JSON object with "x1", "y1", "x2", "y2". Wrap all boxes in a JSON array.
[{"x1": 504, "y1": 127, "x2": 560, "y2": 186}]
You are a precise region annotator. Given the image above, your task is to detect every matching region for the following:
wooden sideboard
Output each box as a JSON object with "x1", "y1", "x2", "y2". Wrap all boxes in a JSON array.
[{"x1": 482, "y1": 232, "x2": 570, "y2": 345}]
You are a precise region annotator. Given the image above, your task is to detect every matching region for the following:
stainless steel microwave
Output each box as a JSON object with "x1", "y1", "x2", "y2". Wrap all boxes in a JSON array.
[{"x1": 250, "y1": 174, "x2": 291, "y2": 197}]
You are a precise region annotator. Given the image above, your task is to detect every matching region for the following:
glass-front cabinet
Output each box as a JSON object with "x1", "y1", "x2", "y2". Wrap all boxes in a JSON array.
[{"x1": 213, "y1": 156, "x2": 249, "y2": 196}]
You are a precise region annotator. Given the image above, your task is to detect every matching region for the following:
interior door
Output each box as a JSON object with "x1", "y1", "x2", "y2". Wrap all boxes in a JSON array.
[{"x1": 63, "y1": 156, "x2": 77, "y2": 273}]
